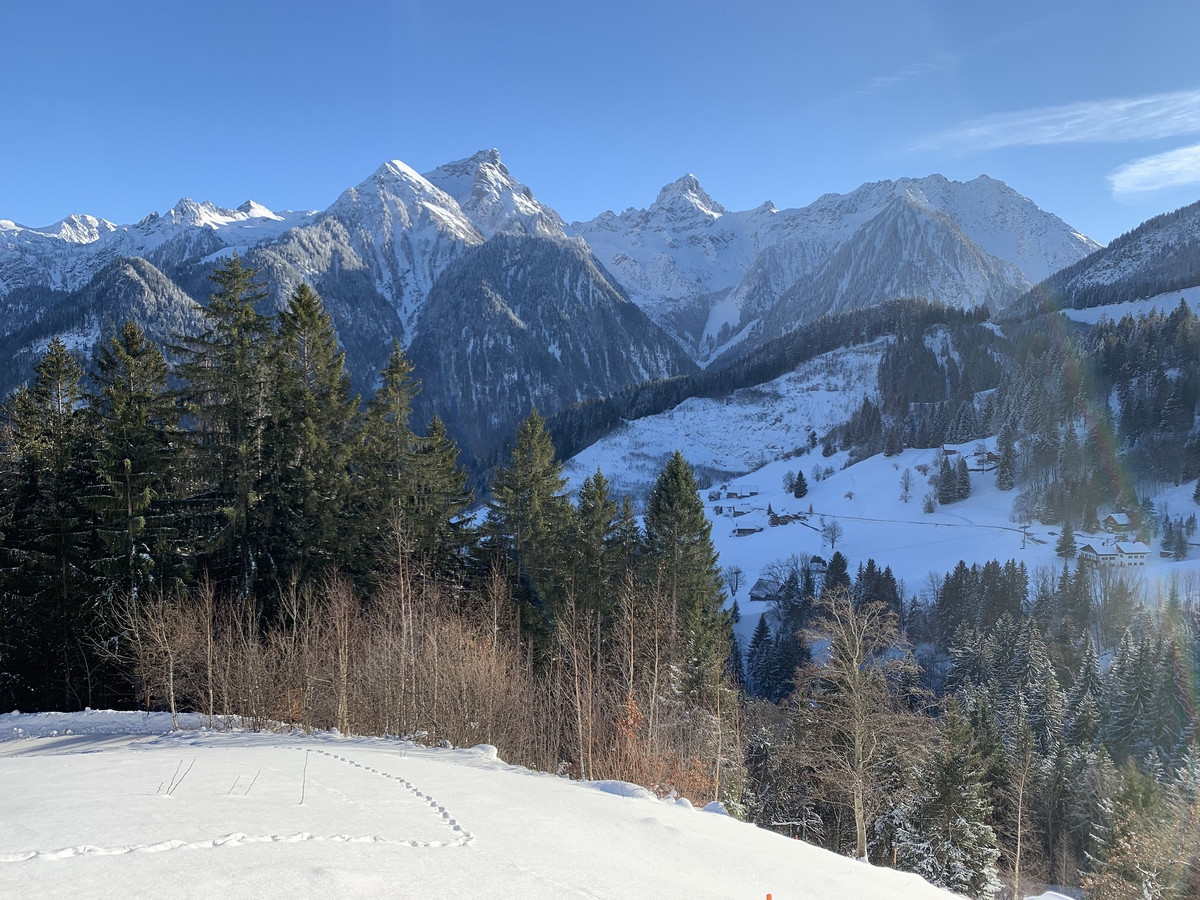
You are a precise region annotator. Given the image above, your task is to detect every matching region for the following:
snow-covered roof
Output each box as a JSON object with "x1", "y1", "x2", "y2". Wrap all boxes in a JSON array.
[
  {"x1": 1116, "y1": 541, "x2": 1150, "y2": 555},
  {"x1": 749, "y1": 577, "x2": 781, "y2": 598}
]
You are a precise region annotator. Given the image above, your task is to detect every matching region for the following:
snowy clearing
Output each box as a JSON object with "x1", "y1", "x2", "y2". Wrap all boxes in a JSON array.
[
  {"x1": 705, "y1": 443, "x2": 1200, "y2": 653},
  {"x1": 1060, "y1": 287, "x2": 1197, "y2": 325},
  {"x1": 0, "y1": 710, "x2": 954, "y2": 899},
  {"x1": 565, "y1": 340, "x2": 887, "y2": 499}
]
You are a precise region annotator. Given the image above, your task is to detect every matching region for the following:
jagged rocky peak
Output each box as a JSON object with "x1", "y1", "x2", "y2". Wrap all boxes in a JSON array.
[
  {"x1": 423, "y1": 148, "x2": 564, "y2": 238},
  {"x1": 166, "y1": 198, "x2": 220, "y2": 227},
  {"x1": 649, "y1": 174, "x2": 727, "y2": 221}
]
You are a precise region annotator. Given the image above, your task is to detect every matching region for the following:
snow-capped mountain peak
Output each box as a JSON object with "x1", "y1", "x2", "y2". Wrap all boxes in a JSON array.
[
  {"x1": 236, "y1": 200, "x2": 282, "y2": 220},
  {"x1": 571, "y1": 170, "x2": 1100, "y2": 363},
  {"x1": 649, "y1": 174, "x2": 727, "y2": 221},
  {"x1": 159, "y1": 198, "x2": 270, "y2": 230},
  {"x1": 328, "y1": 160, "x2": 481, "y2": 245},
  {"x1": 423, "y1": 149, "x2": 565, "y2": 239}
]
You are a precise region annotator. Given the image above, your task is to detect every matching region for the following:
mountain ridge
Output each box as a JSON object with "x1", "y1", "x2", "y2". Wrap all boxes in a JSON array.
[{"x1": 0, "y1": 150, "x2": 1109, "y2": 465}]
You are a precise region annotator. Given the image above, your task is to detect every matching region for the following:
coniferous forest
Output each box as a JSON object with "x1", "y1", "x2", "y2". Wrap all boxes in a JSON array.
[{"x1": 3, "y1": 256, "x2": 1200, "y2": 898}]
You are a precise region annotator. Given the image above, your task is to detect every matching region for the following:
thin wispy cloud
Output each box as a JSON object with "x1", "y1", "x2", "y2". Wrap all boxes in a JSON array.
[
  {"x1": 917, "y1": 88, "x2": 1200, "y2": 152},
  {"x1": 852, "y1": 54, "x2": 957, "y2": 98},
  {"x1": 1108, "y1": 142, "x2": 1200, "y2": 196}
]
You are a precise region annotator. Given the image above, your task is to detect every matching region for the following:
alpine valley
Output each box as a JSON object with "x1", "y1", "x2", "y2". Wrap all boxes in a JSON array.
[
  {"x1": 0, "y1": 149, "x2": 1101, "y2": 466},
  {"x1": 8, "y1": 148, "x2": 1200, "y2": 900}
]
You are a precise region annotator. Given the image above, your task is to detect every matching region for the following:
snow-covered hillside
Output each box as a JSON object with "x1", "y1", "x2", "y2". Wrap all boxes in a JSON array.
[
  {"x1": 1061, "y1": 286, "x2": 1197, "y2": 324},
  {"x1": 712, "y1": 445, "x2": 1200, "y2": 654},
  {"x1": 562, "y1": 326, "x2": 1200, "y2": 658},
  {"x1": 0, "y1": 710, "x2": 954, "y2": 900},
  {"x1": 564, "y1": 339, "x2": 888, "y2": 498}
]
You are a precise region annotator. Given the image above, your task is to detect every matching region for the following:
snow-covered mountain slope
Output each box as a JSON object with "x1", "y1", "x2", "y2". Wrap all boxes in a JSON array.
[
  {"x1": 1060, "y1": 285, "x2": 1198, "y2": 325},
  {"x1": 0, "y1": 710, "x2": 955, "y2": 900},
  {"x1": 0, "y1": 256, "x2": 207, "y2": 390},
  {"x1": 1016, "y1": 197, "x2": 1200, "y2": 316},
  {"x1": 254, "y1": 159, "x2": 485, "y2": 343},
  {"x1": 570, "y1": 174, "x2": 1099, "y2": 361},
  {"x1": 564, "y1": 339, "x2": 887, "y2": 499},
  {"x1": 411, "y1": 234, "x2": 697, "y2": 463},
  {"x1": 762, "y1": 196, "x2": 1029, "y2": 337}
]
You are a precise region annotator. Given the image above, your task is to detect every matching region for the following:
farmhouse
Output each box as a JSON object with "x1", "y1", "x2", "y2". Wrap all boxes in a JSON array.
[
  {"x1": 749, "y1": 578, "x2": 782, "y2": 603},
  {"x1": 1103, "y1": 513, "x2": 1132, "y2": 534},
  {"x1": 1078, "y1": 540, "x2": 1149, "y2": 569}
]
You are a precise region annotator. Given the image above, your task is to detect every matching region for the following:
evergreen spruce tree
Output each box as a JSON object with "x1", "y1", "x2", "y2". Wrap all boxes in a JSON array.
[
  {"x1": 792, "y1": 468, "x2": 808, "y2": 499},
  {"x1": 725, "y1": 600, "x2": 745, "y2": 688},
  {"x1": 1064, "y1": 635, "x2": 1103, "y2": 749},
  {"x1": 746, "y1": 613, "x2": 774, "y2": 698},
  {"x1": 936, "y1": 560, "x2": 976, "y2": 645},
  {"x1": 356, "y1": 340, "x2": 420, "y2": 570},
  {"x1": 643, "y1": 450, "x2": 729, "y2": 700},
  {"x1": 1171, "y1": 526, "x2": 1188, "y2": 560},
  {"x1": 0, "y1": 338, "x2": 100, "y2": 708},
  {"x1": 572, "y1": 468, "x2": 619, "y2": 622},
  {"x1": 172, "y1": 253, "x2": 272, "y2": 597},
  {"x1": 402, "y1": 416, "x2": 471, "y2": 573},
  {"x1": 88, "y1": 322, "x2": 182, "y2": 601},
  {"x1": 1104, "y1": 623, "x2": 1157, "y2": 765},
  {"x1": 610, "y1": 495, "x2": 642, "y2": 577},
  {"x1": 821, "y1": 550, "x2": 851, "y2": 598},
  {"x1": 894, "y1": 705, "x2": 1001, "y2": 899},
  {"x1": 996, "y1": 424, "x2": 1016, "y2": 491},
  {"x1": 938, "y1": 454, "x2": 957, "y2": 505},
  {"x1": 260, "y1": 283, "x2": 358, "y2": 586},
  {"x1": 955, "y1": 456, "x2": 971, "y2": 501},
  {"x1": 486, "y1": 410, "x2": 572, "y2": 644},
  {"x1": 768, "y1": 624, "x2": 808, "y2": 703},
  {"x1": 1056, "y1": 520, "x2": 1077, "y2": 559}
]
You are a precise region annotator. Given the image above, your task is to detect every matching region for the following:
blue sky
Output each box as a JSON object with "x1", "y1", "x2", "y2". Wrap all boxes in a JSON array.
[{"x1": 2, "y1": 0, "x2": 1198, "y2": 244}]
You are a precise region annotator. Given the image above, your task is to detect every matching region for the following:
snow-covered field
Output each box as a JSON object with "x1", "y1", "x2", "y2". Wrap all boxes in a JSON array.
[{"x1": 0, "y1": 710, "x2": 954, "y2": 899}]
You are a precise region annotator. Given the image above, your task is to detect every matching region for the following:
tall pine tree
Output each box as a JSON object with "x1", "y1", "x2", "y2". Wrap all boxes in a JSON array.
[
  {"x1": 259, "y1": 283, "x2": 358, "y2": 586},
  {"x1": 172, "y1": 254, "x2": 272, "y2": 597},
  {"x1": 88, "y1": 321, "x2": 183, "y2": 601},
  {"x1": 486, "y1": 409, "x2": 573, "y2": 645},
  {"x1": 0, "y1": 338, "x2": 100, "y2": 708},
  {"x1": 643, "y1": 450, "x2": 729, "y2": 701}
]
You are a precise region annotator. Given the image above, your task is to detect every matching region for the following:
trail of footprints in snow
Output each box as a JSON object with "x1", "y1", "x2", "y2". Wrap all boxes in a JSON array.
[
  {"x1": 303, "y1": 747, "x2": 474, "y2": 847},
  {"x1": 0, "y1": 746, "x2": 473, "y2": 862}
]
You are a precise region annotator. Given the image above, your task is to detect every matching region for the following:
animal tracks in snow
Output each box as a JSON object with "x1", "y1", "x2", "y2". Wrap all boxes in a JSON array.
[
  {"x1": 0, "y1": 740, "x2": 473, "y2": 863},
  {"x1": 298, "y1": 747, "x2": 474, "y2": 845}
]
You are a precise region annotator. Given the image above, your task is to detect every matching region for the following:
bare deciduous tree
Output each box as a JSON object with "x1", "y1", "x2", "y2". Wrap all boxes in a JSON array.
[
  {"x1": 793, "y1": 586, "x2": 929, "y2": 860},
  {"x1": 821, "y1": 518, "x2": 844, "y2": 551}
]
